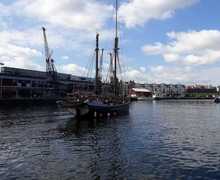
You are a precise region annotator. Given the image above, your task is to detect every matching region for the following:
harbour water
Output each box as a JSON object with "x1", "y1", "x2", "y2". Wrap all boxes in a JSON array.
[{"x1": 1, "y1": 100, "x2": 220, "y2": 179}]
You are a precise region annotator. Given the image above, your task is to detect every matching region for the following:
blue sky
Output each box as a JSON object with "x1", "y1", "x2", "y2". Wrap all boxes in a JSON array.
[{"x1": 1, "y1": 0, "x2": 220, "y2": 84}]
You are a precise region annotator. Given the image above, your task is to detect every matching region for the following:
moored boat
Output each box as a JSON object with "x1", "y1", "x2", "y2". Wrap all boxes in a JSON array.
[
  {"x1": 87, "y1": 101, "x2": 130, "y2": 117},
  {"x1": 214, "y1": 97, "x2": 220, "y2": 103},
  {"x1": 129, "y1": 88, "x2": 152, "y2": 101},
  {"x1": 63, "y1": 0, "x2": 130, "y2": 119},
  {"x1": 84, "y1": 0, "x2": 130, "y2": 118}
]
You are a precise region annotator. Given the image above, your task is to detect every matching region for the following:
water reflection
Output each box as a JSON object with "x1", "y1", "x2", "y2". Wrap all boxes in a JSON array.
[
  {"x1": 1, "y1": 101, "x2": 220, "y2": 179},
  {"x1": 59, "y1": 116, "x2": 130, "y2": 179}
]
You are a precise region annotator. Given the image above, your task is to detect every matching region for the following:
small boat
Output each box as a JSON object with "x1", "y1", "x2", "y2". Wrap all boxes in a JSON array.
[
  {"x1": 130, "y1": 94, "x2": 151, "y2": 101},
  {"x1": 137, "y1": 97, "x2": 153, "y2": 101},
  {"x1": 152, "y1": 94, "x2": 162, "y2": 100},
  {"x1": 129, "y1": 88, "x2": 152, "y2": 101},
  {"x1": 214, "y1": 97, "x2": 220, "y2": 103}
]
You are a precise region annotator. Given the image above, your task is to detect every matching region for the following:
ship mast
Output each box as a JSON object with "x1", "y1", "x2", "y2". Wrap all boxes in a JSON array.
[
  {"x1": 109, "y1": 53, "x2": 114, "y2": 80},
  {"x1": 114, "y1": 0, "x2": 119, "y2": 96},
  {"x1": 95, "y1": 33, "x2": 100, "y2": 95},
  {"x1": 99, "y1": 48, "x2": 104, "y2": 80}
]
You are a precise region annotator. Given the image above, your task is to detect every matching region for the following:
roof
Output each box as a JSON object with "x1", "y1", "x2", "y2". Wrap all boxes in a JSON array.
[
  {"x1": 0, "y1": 66, "x2": 94, "y2": 82},
  {"x1": 132, "y1": 88, "x2": 151, "y2": 93}
]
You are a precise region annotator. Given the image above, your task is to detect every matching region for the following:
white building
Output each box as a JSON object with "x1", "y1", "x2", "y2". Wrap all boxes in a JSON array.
[{"x1": 133, "y1": 83, "x2": 186, "y2": 97}]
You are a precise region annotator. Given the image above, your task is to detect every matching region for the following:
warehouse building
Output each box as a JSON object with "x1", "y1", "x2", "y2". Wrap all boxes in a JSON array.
[{"x1": 0, "y1": 66, "x2": 94, "y2": 100}]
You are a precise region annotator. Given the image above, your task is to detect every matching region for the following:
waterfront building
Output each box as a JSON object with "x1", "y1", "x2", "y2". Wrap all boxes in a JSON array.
[
  {"x1": 0, "y1": 66, "x2": 94, "y2": 100},
  {"x1": 129, "y1": 82, "x2": 186, "y2": 98},
  {"x1": 129, "y1": 88, "x2": 152, "y2": 100},
  {"x1": 186, "y1": 85, "x2": 217, "y2": 98}
]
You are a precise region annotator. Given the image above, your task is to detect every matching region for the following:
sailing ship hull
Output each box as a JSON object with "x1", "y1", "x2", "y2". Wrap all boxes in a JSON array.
[
  {"x1": 87, "y1": 102, "x2": 129, "y2": 116},
  {"x1": 74, "y1": 102, "x2": 130, "y2": 119}
]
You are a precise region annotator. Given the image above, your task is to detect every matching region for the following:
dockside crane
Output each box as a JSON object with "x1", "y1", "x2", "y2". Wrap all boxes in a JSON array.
[{"x1": 42, "y1": 27, "x2": 57, "y2": 81}]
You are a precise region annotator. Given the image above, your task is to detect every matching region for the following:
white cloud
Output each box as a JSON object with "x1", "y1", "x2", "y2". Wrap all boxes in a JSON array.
[
  {"x1": 122, "y1": 65, "x2": 193, "y2": 84},
  {"x1": 0, "y1": 27, "x2": 66, "y2": 70},
  {"x1": 148, "y1": 65, "x2": 194, "y2": 83},
  {"x1": 143, "y1": 30, "x2": 220, "y2": 65},
  {"x1": 120, "y1": 64, "x2": 220, "y2": 85},
  {"x1": 142, "y1": 42, "x2": 164, "y2": 55},
  {"x1": 148, "y1": 65, "x2": 220, "y2": 85},
  {"x1": 4, "y1": 0, "x2": 113, "y2": 31},
  {"x1": 2, "y1": 0, "x2": 218, "y2": 85},
  {"x1": 0, "y1": 0, "x2": 119, "y2": 73},
  {"x1": 58, "y1": 64, "x2": 88, "y2": 76},
  {"x1": 0, "y1": 17, "x2": 8, "y2": 29},
  {"x1": 0, "y1": 42, "x2": 42, "y2": 70},
  {"x1": 123, "y1": 67, "x2": 149, "y2": 83},
  {"x1": 0, "y1": 0, "x2": 115, "y2": 47},
  {"x1": 0, "y1": 26, "x2": 111, "y2": 75},
  {"x1": 118, "y1": 0, "x2": 198, "y2": 27},
  {"x1": 0, "y1": 28, "x2": 64, "y2": 48},
  {"x1": 139, "y1": 66, "x2": 146, "y2": 72},
  {"x1": 61, "y1": 56, "x2": 69, "y2": 60},
  {"x1": 0, "y1": 24, "x2": 113, "y2": 74}
]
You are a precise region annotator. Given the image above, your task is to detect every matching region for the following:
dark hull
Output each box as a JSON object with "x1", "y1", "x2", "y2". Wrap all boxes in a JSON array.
[
  {"x1": 74, "y1": 102, "x2": 130, "y2": 119},
  {"x1": 214, "y1": 98, "x2": 220, "y2": 103},
  {"x1": 88, "y1": 102, "x2": 129, "y2": 114}
]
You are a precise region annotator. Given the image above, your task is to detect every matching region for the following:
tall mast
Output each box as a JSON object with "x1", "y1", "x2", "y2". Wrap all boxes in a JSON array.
[
  {"x1": 95, "y1": 33, "x2": 99, "y2": 95},
  {"x1": 114, "y1": 0, "x2": 119, "y2": 95},
  {"x1": 99, "y1": 48, "x2": 104, "y2": 80},
  {"x1": 115, "y1": 0, "x2": 118, "y2": 38},
  {"x1": 109, "y1": 53, "x2": 113, "y2": 79}
]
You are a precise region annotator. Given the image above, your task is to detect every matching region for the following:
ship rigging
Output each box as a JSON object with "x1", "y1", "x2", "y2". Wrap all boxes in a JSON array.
[{"x1": 64, "y1": 0, "x2": 130, "y2": 118}]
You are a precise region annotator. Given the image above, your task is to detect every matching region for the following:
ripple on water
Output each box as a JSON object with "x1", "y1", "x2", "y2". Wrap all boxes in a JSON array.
[{"x1": 1, "y1": 101, "x2": 220, "y2": 179}]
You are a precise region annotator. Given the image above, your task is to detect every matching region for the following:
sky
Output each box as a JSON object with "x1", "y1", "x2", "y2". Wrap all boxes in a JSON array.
[{"x1": 0, "y1": 0, "x2": 220, "y2": 85}]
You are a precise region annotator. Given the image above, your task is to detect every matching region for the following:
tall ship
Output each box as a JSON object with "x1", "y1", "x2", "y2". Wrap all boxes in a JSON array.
[{"x1": 65, "y1": 0, "x2": 130, "y2": 118}]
